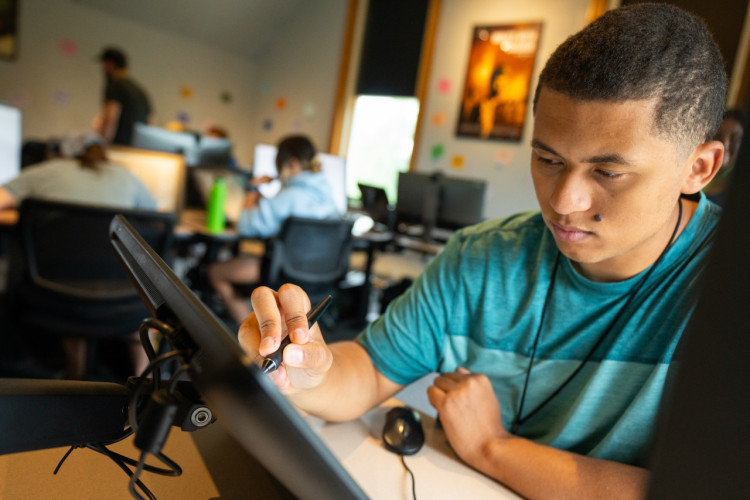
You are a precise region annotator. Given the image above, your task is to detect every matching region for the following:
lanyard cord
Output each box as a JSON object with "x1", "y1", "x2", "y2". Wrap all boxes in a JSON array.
[{"x1": 510, "y1": 200, "x2": 684, "y2": 434}]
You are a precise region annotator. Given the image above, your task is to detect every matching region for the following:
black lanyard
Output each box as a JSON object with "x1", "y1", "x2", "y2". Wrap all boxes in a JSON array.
[{"x1": 510, "y1": 200, "x2": 684, "y2": 434}]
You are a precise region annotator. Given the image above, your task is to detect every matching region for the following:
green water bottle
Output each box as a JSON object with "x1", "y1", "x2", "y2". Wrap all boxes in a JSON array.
[{"x1": 207, "y1": 177, "x2": 227, "y2": 233}]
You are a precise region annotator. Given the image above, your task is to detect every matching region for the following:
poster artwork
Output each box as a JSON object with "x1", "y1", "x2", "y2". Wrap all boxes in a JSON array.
[{"x1": 456, "y1": 23, "x2": 542, "y2": 141}]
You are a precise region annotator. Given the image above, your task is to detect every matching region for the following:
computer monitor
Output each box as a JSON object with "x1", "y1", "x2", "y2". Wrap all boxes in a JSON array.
[
  {"x1": 132, "y1": 123, "x2": 199, "y2": 165},
  {"x1": 358, "y1": 183, "x2": 391, "y2": 225},
  {"x1": 0, "y1": 103, "x2": 21, "y2": 184},
  {"x1": 396, "y1": 172, "x2": 486, "y2": 232},
  {"x1": 252, "y1": 143, "x2": 348, "y2": 214},
  {"x1": 395, "y1": 171, "x2": 438, "y2": 227},
  {"x1": 107, "y1": 145, "x2": 186, "y2": 213},
  {"x1": 108, "y1": 215, "x2": 368, "y2": 500},
  {"x1": 437, "y1": 176, "x2": 486, "y2": 230},
  {"x1": 195, "y1": 136, "x2": 233, "y2": 168}
]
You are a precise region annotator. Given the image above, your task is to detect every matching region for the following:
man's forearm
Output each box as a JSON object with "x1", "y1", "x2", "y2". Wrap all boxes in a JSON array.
[
  {"x1": 99, "y1": 101, "x2": 121, "y2": 143},
  {"x1": 475, "y1": 434, "x2": 650, "y2": 500},
  {"x1": 288, "y1": 341, "x2": 402, "y2": 422}
]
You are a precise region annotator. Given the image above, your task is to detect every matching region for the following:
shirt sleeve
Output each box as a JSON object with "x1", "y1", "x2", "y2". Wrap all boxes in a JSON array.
[
  {"x1": 356, "y1": 233, "x2": 464, "y2": 385},
  {"x1": 104, "y1": 80, "x2": 122, "y2": 103},
  {"x1": 2, "y1": 168, "x2": 39, "y2": 201},
  {"x1": 237, "y1": 188, "x2": 297, "y2": 238}
]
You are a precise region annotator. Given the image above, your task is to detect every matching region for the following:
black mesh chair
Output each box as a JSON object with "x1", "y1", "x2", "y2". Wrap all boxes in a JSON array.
[
  {"x1": 8, "y1": 198, "x2": 175, "y2": 380},
  {"x1": 263, "y1": 217, "x2": 355, "y2": 328}
]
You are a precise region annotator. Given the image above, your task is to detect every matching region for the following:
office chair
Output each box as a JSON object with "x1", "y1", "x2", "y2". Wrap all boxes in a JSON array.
[
  {"x1": 263, "y1": 217, "x2": 355, "y2": 329},
  {"x1": 9, "y1": 199, "x2": 175, "y2": 380}
]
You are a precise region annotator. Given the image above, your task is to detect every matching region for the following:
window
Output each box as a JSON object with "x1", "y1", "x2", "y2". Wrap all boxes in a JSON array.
[{"x1": 345, "y1": 95, "x2": 420, "y2": 204}]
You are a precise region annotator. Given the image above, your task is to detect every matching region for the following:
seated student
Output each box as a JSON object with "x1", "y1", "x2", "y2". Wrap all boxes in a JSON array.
[
  {"x1": 240, "y1": 4, "x2": 726, "y2": 498},
  {"x1": 0, "y1": 131, "x2": 158, "y2": 380},
  {"x1": 704, "y1": 108, "x2": 746, "y2": 206},
  {"x1": 0, "y1": 131, "x2": 157, "y2": 211},
  {"x1": 207, "y1": 135, "x2": 339, "y2": 325}
]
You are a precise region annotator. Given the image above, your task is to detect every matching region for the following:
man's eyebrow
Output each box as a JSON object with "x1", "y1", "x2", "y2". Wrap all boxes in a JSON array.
[
  {"x1": 531, "y1": 139, "x2": 634, "y2": 166},
  {"x1": 530, "y1": 139, "x2": 558, "y2": 155}
]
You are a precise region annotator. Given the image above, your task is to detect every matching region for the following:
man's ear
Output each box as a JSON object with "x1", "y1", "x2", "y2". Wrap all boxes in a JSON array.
[{"x1": 681, "y1": 140, "x2": 725, "y2": 194}]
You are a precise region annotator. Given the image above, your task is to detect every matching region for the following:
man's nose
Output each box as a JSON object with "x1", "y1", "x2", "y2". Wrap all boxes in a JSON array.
[{"x1": 549, "y1": 171, "x2": 593, "y2": 215}]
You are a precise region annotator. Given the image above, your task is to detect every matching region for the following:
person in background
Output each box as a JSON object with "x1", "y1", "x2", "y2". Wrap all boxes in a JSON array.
[
  {"x1": 704, "y1": 108, "x2": 745, "y2": 206},
  {"x1": 241, "y1": 4, "x2": 726, "y2": 498},
  {"x1": 207, "y1": 135, "x2": 339, "y2": 325},
  {"x1": 205, "y1": 124, "x2": 238, "y2": 168},
  {"x1": 96, "y1": 47, "x2": 153, "y2": 146},
  {"x1": 0, "y1": 131, "x2": 157, "y2": 380}
]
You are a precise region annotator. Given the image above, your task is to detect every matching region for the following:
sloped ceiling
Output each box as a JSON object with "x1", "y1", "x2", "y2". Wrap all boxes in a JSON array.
[{"x1": 72, "y1": 0, "x2": 311, "y2": 59}]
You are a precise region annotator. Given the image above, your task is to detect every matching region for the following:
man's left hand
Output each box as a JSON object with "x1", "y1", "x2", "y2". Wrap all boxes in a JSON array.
[{"x1": 427, "y1": 367, "x2": 510, "y2": 468}]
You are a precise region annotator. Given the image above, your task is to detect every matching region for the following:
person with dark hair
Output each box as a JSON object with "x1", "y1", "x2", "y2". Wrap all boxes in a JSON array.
[
  {"x1": 240, "y1": 4, "x2": 726, "y2": 497},
  {"x1": 207, "y1": 135, "x2": 339, "y2": 324},
  {"x1": 96, "y1": 47, "x2": 153, "y2": 146},
  {"x1": 704, "y1": 108, "x2": 746, "y2": 205},
  {"x1": 0, "y1": 131, "x2": 157, "y2": 380}
]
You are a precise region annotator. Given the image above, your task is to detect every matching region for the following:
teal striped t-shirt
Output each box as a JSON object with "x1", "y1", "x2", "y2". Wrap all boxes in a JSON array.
[{"x1": 357, "y1": 194, "x2": 720, "y2": 466}]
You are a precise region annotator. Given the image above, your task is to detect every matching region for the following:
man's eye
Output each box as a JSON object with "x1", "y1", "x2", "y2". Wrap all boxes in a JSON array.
[
  {"x1": 596, "y1": 169, "x2": 623, "y2": 179},
  {"x1": 535, "y1": 155, "x2": 561, "y2": 165}
]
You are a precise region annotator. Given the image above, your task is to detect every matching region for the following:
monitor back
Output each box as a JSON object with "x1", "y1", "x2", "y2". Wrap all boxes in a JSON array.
[
  {"x1": 109, "y1": 216, "x2": 368, "y2": 500},
  {"x1": 132, "y1": 123, "x2": 198, "y2": 164},
  {"x1": 437, "y1": 176, "x2": 486, "y2": 229}
]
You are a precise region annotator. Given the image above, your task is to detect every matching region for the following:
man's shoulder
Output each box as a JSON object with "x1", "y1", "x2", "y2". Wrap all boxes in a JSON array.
[
  {"x1": 20, "y1": 159, "x2": 77, "y2": 175},
  {"x1": 441, "y1": 211, "x2": 551, "y2": 267}
]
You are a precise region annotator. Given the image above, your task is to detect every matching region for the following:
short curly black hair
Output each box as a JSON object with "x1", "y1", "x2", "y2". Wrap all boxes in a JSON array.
[{"x1": 534, "y1": 3, "x2": 727, "y2": 152}]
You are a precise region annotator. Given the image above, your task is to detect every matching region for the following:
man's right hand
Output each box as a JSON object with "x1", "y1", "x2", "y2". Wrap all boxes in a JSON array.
[{"x1": 238, "y1": 284, "x2": 334, "y2": 393}]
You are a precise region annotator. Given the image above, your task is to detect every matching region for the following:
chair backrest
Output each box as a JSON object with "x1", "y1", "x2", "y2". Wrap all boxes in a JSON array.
[
  {"x1": 18, "y1": 198, "x2": 175, "y2": 301},
  {"x1": 267, "y1": 217, "x2": 355, "y2": 286}
]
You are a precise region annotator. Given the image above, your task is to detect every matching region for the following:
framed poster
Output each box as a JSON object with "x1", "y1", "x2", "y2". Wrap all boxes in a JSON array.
[
  {"x1": 456, "y1": 23, "x2": 542, "y2": 141},
  {"x1": 0, "y1": 0, "x2": 18, "y2": 60}
]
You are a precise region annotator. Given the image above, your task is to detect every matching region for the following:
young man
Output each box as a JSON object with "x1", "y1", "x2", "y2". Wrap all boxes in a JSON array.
[
  {"x1": 239, "y1": 4, "x2": 726, "y2": 498},
  {"x1": 96, "y1": 47, "x2": 152, "y2": 146}
]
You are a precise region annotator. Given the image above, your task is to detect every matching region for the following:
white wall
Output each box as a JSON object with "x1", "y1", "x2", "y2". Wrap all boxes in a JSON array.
[
  {"x1": 415, "y1": 0, "x2": 590, "y2": 219},
  {"x1": 252, "y1": 0, "x2": 347, "y2": 155},
  {"x1": 0, "y1": 0, "x2": 347, "y2": 167}
]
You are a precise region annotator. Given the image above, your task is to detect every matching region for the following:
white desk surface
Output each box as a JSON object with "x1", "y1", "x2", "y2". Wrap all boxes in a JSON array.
[
  {"x1": 0, "y1": 376, "x2": 520, "y2": 499},
  {"x1": 307, "y1": 398, "x2": 520, "y2": 499}
]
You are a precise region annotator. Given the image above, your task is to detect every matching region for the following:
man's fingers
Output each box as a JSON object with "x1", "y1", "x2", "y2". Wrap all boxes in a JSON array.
[
  {"x1": 278, "y1": 284, "x2": 313, "y2": 343},
  {"x1": 250, "y1": 286, "x2": 282, "y2": 355},
  {"x1": 427, "y1": 385, "x2": 445, "y2": 410}
]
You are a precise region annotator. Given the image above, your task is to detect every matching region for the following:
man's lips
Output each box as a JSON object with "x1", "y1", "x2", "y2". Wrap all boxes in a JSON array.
[{"x1": 550, "y1": 221, "x2": 594, "y2": 242}]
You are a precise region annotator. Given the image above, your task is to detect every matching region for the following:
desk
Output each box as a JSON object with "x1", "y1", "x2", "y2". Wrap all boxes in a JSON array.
[
  {"x1": 0, "y1": 392, "x2": 520, "y2": 499},
  {"x1": 0, "y1": 209, "x2": 18, "y2": 227},
  {"x1": 175, "y1": 209, "x2": 242, "y2": 301}
]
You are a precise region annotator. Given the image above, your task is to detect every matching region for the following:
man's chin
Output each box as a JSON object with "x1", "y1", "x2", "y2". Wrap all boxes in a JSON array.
[{"x1": 555, "y1": 244, "x2": 605, "y2": 267}]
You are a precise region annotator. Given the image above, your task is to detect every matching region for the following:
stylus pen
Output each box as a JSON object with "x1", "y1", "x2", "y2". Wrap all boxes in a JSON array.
[{"x1": 261, "y1": 295, "x2": 332, "y2": 374}]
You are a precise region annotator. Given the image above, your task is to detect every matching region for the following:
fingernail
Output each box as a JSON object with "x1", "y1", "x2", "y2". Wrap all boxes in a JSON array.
[{"x1": 285, "y1": 347, "x2": 303, "y2": 365}]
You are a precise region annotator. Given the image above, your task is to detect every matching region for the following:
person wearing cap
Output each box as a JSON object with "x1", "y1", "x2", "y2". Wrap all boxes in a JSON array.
[{"x1": 96, "y1": 47, "x2": 153, "y2": 146}]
